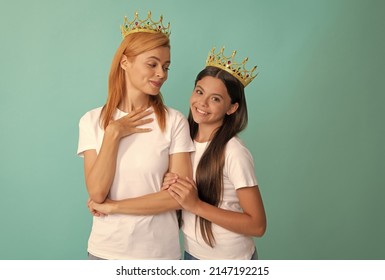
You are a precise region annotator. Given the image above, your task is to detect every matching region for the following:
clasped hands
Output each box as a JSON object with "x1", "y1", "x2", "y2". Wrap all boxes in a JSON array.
[
  {"x1": 87, "y1": 173, "x2": 199, "y2": 216},
  {"x1": 162, "y1": 173, "x2": 199, "y2": 212}
]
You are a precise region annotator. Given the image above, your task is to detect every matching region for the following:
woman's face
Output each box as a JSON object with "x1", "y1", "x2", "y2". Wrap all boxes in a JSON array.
[
  {"x1": 121, "y1": 46, "x2": 170, "y2": 96},
  {"x1": 190, "y1": 76, "x2": 238, "y2": 130}
]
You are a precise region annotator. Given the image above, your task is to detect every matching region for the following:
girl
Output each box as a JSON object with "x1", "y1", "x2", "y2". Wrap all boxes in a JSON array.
[{"x1": 165, "y1": 63, "x2": 266, "y2": 260}]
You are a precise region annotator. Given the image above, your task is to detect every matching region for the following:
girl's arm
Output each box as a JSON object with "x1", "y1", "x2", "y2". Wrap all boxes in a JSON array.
[
  {"x1": 88, "y1": 152, "x2": 192, "y2": 214},
  {"x1": 84, "y1": 108, "x2": 153, "y2": 203},
  {"x1": 168, "y1": 177, "x2": 267, "y2": 237}
]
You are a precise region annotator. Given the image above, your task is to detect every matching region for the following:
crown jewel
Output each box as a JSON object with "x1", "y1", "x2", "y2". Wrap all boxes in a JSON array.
[
  {"x1": 206, "y1": 47, "x2": 257, "y2": 87},
  {"x1": 121, "y1": 11, "x2": 170, "y2": 38}
]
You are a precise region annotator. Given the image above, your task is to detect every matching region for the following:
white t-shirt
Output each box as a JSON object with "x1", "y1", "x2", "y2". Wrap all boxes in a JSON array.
[
  {"x1": 182, "y1": 137, "x2": 258, "y2": 259},
  {"x1": 77, "y1": 106, "x2": 194, "y2": 259}
]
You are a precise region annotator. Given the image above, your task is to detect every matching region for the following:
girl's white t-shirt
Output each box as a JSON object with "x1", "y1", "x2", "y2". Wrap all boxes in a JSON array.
[
  {"x1": 182, "y1": 137, "x2": 258, "y2": 259},
  {"x1": 77, "y1": 106, "x2": 194, "y2": 259}
]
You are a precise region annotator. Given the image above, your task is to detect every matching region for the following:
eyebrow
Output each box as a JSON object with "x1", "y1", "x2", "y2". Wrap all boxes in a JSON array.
[
  {"x1": 195, "y1": 85, "x2": 205, "y2": 92},
  {"x1": 146, "y1": 56, "x2": 171, "y2": 64},
  {"x1": 195, "y1": 85, "x2": 224, "y2": 98}
]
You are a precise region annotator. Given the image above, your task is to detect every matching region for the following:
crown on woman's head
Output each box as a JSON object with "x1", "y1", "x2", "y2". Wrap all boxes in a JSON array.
[
  {"x1": 121, "y1": 11, "x2": 170, "y2": 38},
  {"x1": 206, "y1": 47, "x2": 257, "y2": 87}
]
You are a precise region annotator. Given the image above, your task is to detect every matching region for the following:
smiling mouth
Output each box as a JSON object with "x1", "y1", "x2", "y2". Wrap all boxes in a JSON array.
[
  {"x1": 195, "y1": 107, "x2": 208, "y2": 115},
  {"x1": 150, "y1": 81, "x2": 163, "y2": 88}
]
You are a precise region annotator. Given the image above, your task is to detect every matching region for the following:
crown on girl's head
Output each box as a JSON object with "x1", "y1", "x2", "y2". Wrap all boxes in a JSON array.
[
  {"x1": 206, "y1": 47, "x2": 257, "y2": 87},
  {"x1": 121, "y1": 11, "x2": 170, "y2": 38}
]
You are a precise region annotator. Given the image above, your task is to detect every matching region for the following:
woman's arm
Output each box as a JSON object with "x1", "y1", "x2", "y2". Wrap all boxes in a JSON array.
[
  {"x1": 83, "y1": 131, "x2": 119, "y2": 203},
  {"x1": 168, "y1": 177, "x2": 267, "y2": 237},
  {"x1": 84, "y1": 108, "x2": 153, "y2": 203},
  {"x1": 88, "y1": 151, "x2": 193, "y2": 214}
]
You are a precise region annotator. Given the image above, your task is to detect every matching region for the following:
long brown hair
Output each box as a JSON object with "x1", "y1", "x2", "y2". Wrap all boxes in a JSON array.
[
  {"x1": 188, "y1": 66, "x2": 248, "y2": 247},
  {"x1": 100, "y1": 32, "x2": 170, "y2": 130}
]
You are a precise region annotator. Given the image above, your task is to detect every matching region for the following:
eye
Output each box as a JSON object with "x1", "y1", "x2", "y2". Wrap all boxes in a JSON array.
[
  {"x1": 194, "y1": 89, "x2": 203, "y2": 95},
  {"x1": 211, "y1": 96, "x2": 221, "y2": 102},
  {"x1": 148, "y1": 63, "x2": 156, "y2": 68},
  {"x1": 163, "y1": 66, "x2": 170, "y2": 71}
]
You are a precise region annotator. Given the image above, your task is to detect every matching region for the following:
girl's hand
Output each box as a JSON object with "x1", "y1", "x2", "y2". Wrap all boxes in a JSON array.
[
  {"x1": 161, "y1": 172, "x2": 179, "y2": 190},
  {"x1": 106, "y1": 107, "x2": 154, "y2": 139},
  {"x1": 167, "y1": 177, "x2": 199, "y2": 212}
]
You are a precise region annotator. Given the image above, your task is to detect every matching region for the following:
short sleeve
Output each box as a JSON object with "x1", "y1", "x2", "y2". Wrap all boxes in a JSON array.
[
  {"x1": 225, "y1": 139, "x2": 258, "y2": 190},
  {"x1": 77, "y1": 112, "x2": 97, "y2": 157},
  {"x1": 169, "y1": 109, "x2": 195, "y2": 154}
]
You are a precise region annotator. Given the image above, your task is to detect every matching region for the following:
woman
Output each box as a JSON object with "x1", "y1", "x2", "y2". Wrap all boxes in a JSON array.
[
  {"x1": 77, "y1": 11, "x2": 194, "y2": 260},
  {"x1": 89, "y1": 47, "x2": 267, "y2": 260}
]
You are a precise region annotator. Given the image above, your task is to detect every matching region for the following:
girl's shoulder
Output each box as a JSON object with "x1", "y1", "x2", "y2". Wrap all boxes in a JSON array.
[
  {"x1": 226, "y1": 137, "x2": 253, "y2": 158},
  {"x1": 227, "y1": 136, "x2": 247, "y2": 150}
]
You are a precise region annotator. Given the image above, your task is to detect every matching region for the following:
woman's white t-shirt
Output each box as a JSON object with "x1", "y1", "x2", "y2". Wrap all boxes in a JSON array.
[
  {"x1": 182, "y1": 137, "x2": 258, "y2": 259},
  {"x1": 77, "y1": 106, "x2": 194, "y2": 259}
]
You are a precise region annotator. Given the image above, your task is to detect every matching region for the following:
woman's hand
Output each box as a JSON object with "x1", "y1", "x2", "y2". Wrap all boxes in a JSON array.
[
  {"x1": 167, "y1": 177, "x2": 200, "y2": 213},
  {"x1": 87, "y1": 198, "x2": 105, "y2": 217},
  {"x1": 87, "y1": 198, "x2": 115, "y2": 216},
  {"x1": 106, "y1": 107, "x2": 154, "y2": 140}
]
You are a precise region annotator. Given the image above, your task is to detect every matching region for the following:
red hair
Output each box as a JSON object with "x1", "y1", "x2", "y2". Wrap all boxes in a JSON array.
[{"x1": 101, "y1": 32, "x2": 170, "y2": 131}]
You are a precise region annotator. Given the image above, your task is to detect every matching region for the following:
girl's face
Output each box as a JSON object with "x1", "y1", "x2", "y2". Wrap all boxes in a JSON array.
[
  {"x1": 121, "y1": 46, "x2": 170, "y2": 96},
  {"x1": 190, "y1": 76, "x2": 238, "y2": 130}
]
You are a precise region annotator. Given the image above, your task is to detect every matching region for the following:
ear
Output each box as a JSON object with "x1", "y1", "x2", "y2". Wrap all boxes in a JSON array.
[
  {"x1": 226, "y1": 102, "x2": 239, "y2": 115},
  {"x1": 120, "y1": 55, "x2": 129, "y2": 70}
]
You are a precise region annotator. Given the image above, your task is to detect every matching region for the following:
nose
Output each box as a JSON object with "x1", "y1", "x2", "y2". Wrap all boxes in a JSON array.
[
  {"x1": 156, "y1": 66, "x2": 167, "y2": 79},
  {"x1": 197, "y1": 96, "x2": 208, "y2": 107}
]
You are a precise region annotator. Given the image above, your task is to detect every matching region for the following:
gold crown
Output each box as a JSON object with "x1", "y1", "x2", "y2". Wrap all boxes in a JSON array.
[
  {"x1": 206, "y1": 47, "x2": 257, "y2": 87},
  {"x1": 121, "y1": 11, "x2": 170, "y2": 38}
]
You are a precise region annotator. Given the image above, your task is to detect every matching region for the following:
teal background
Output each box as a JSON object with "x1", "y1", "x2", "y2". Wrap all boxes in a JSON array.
[{"x1": 0, "y1": 0, "x2": 384, "y2": 260}]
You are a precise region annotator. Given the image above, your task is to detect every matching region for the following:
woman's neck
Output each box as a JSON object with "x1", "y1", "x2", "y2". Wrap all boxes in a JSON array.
[{"x1": 118, "y1": 93, "x2": 150, "y2": 113}]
